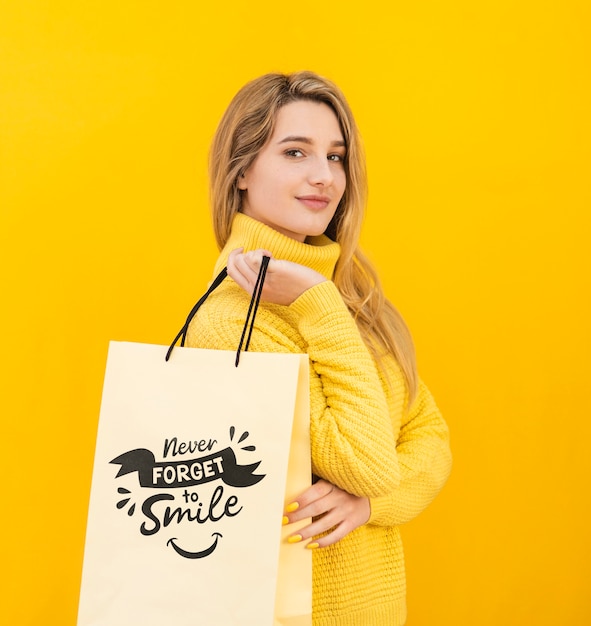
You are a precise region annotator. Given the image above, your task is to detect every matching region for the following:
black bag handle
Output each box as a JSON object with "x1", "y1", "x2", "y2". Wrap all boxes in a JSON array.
[{"x1": 166, "y1": 255, "x2": 271, "y2": 367}]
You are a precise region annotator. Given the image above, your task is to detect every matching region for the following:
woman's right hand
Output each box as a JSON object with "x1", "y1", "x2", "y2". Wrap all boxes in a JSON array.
[
  {"x1": 283, "y1": 479, "x2": 371, "y2": 548},
  {"x1": 227, "y1": 248, "x2": 326, "y2": 306}
]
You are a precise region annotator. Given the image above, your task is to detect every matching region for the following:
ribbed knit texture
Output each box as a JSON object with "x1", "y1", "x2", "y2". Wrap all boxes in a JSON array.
[{"x1": 187, "y1": 213, "x2": 452, "y2": 625}]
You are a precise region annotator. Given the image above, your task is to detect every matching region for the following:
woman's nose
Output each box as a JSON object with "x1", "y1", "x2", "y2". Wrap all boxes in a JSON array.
[{"x1": 308, "y1": 157, "x2": 333, "y2": 186}]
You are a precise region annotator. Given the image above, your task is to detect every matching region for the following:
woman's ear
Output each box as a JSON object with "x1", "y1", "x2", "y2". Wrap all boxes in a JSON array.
[{"x1": 237, "y1": 171, "x2": 248, "y2": 190}]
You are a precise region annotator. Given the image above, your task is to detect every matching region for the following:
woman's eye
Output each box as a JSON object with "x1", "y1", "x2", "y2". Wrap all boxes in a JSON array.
[
  {"x1": 285, "y1": 149, "x2": 303, "y2": 158},
  {"x1": 328, "y1": 154, "x2": 344, "y2": 162}
]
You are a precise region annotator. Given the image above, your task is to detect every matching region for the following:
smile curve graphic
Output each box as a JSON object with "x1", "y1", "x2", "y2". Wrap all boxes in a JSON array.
[{"x1": 167, "y1": 533, "x2": 223, "y2": 559}]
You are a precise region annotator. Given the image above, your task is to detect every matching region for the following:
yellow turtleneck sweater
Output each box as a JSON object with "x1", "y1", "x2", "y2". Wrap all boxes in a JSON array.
[{"x1": 186, "y1": 213, "x2": 452, "y2": 626}]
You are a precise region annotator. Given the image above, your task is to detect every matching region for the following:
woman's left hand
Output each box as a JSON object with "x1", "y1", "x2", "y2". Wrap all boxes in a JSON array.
[{"x1": 283, "y1": 479, "x2": 370, "y2": 548}]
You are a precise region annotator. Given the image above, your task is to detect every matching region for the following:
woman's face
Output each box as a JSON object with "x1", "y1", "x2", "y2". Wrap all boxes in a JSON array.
[{"x1": 238, "y1": 100, "x2": 347, "y2": 243}]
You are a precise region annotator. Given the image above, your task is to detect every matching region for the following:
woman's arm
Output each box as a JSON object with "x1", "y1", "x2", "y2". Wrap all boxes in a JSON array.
[
  {"x1": 190, "y1": 252, "x2": 402, "y2": 498},
  {"x1": 368, "y1": 380, "x2": 452, "y2": 527},
  {"x1": 190, "y1": 249, "x2": 450, "y2": 544},
  {"x1": 281, "y1": 381, "x2": 451, "y2": 546},
  {"x1": 290, "y1": 280, "x2": 400, "y2": 498}
]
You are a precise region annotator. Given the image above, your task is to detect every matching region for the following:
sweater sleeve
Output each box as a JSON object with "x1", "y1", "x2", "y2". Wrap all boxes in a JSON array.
[
  {"x1": 291, "y1": 282, "x2": 400, "y2": 497},
  {"x1": 289, "y1": 281, "x2": 401, "y2": 498},
  {"x1": 368, "y1": 379, "x2": 452, "y2": 527},
  {"x1": 187, "y1": 279, "x2": 401, "y2": 499}
]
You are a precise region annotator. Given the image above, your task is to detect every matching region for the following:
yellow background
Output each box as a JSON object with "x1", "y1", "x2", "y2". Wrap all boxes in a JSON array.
[{"x1": 1, "y1": 1, "x2": 589, "y2": 624}]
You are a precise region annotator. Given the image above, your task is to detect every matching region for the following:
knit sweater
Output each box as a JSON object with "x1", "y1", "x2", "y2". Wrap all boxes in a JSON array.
[{"x1": 186, "y1": 213, "x2": 452, "y2": 626}]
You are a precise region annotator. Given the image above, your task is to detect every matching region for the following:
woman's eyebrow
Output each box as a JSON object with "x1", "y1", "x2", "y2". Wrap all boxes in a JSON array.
[{"x1": 277, "y1": 135, "x2": 346, "y2": 148}]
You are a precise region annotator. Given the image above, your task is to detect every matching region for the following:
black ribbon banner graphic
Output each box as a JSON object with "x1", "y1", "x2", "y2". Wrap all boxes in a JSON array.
[{"x1": 110, "y1": 447, "x2": 265, "y2": 488}]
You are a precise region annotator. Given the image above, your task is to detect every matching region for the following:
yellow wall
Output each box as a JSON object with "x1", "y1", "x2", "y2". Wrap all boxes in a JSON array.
[{"x1": 1, "y1": 1, "x2": 589, "y2": 624}]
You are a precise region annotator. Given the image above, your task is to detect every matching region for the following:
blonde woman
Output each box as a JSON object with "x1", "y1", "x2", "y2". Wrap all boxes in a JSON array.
[{"x1": 186, "y1": 71, "x2": 452, "y2": 625}]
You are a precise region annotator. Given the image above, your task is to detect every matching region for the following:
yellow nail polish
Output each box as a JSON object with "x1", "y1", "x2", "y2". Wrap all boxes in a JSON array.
[
  {"x1": 285, "y1": 502, "x2": 299, "y2": 513},
  {"x1": 287, "y1": 534, "x2": 302, "y2": 544},
  {"x1": 306, "y1": 542, "x2": 319, "y2": 550},
  {"x1": 282, "y1": 516, "x2": 289, "y2": 526}
]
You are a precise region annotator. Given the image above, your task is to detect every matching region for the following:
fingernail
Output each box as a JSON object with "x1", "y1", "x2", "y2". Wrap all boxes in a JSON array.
[
  {"x1": 285, "y1": 502, "x2": 299, "y2": 513},
  {"x1": 306, "y1": 542, "x2": 319, "y2": 550},
  {"x1": 282, "y1": 516, "x2": 289, "y2": 526},
  {"x1": 287, "y1": 534, "x2": 302, "y2": 544}
]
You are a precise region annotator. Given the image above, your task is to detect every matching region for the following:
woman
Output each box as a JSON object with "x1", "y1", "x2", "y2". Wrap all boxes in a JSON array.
[{"x1": 186, "y1": 71, "x2": 452, "y2": 625}]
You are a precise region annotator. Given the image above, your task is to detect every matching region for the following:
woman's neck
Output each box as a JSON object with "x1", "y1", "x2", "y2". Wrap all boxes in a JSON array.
[{"x1": 214, "y1": 213, "x2": 341, "y2": 280}]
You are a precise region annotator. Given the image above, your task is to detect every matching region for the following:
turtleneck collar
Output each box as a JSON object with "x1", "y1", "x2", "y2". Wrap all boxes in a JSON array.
[{"x1": 214, "y1": 213, "x2": 341, "y2": 280}]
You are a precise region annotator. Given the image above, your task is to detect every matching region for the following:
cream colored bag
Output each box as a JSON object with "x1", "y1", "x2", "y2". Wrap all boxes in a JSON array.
[
  {"x1": 77, "y1": 341, "x2": 311, "y2": 626},
  {"x1": 78, "y1": 258, "x2": 312, "y2": 624}
]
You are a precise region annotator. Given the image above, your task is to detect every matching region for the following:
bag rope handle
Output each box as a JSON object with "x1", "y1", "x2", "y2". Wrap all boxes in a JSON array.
[{"x1": 165, "y1": 255, "x2": 271, "y2": 367}]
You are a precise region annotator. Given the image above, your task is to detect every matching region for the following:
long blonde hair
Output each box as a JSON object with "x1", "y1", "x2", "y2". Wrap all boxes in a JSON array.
[{"x1": 209, "y1": 71, "x2": 417, "y2": 400}]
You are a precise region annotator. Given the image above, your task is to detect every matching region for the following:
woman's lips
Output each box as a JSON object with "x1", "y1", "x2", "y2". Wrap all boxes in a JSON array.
[{"x1": 297, "y1": 195, "x2": 331, "y2": 209}]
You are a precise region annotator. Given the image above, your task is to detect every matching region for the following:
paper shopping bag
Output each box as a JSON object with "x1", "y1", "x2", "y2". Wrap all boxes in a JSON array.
[{"x1": 77, "y1": 341, "x2": 311, "y2": 626}]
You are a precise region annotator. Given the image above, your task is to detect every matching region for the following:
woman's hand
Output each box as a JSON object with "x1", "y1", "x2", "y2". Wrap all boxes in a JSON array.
[
  {"x1": 227, "y1": 248, "x2": 326, "y2": 306},
  {"x1": 283, "y1": 479, "x2": 371, "y2": 548}
]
